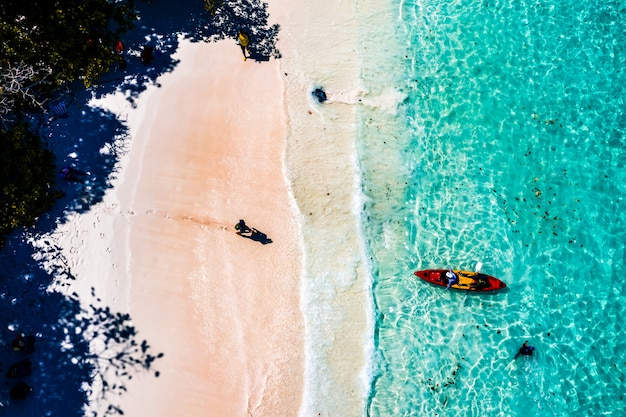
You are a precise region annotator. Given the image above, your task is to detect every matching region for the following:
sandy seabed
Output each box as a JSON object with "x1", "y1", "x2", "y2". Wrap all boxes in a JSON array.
[{"x1": 49, "y1": 0, "x2": 376, "y2": 415}]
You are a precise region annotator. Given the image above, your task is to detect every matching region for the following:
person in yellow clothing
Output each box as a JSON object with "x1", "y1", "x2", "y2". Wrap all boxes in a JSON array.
[{"x1": 237, "y1": 30, "x2": 251, "y2": 61}]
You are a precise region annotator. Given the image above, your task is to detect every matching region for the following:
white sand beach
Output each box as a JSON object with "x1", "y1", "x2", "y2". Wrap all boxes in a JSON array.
[{"x1": 44, "y1": 0, "x2": 373, "y2": 415}]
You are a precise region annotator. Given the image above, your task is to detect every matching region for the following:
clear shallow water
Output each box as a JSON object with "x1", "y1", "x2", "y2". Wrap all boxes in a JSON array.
[{"x1": 358, "y1": 0, "x2": 626, "y2": 415}]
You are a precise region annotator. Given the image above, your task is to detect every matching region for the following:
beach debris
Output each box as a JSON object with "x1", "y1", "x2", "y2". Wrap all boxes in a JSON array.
[
  {"x1": 312, "y1": 88, "x2": 327, "y2": 103},
  {"x1": 425, "y1": 363, "x2": 461, "y2": 393}
]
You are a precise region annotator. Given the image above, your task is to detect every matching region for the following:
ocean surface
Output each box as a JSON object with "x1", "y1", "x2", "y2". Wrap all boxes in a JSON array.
[{"x1": 357, "y1": 0, "x2": 626, "y2": 415}]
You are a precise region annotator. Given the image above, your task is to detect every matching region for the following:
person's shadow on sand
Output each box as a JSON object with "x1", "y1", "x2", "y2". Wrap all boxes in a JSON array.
[{"x1": 239, "y1": 228, "x2": 273, "y2": 245}]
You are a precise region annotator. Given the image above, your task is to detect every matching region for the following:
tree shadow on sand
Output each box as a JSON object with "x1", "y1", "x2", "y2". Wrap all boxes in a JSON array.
[
  {"x1": 36, "y1": 102, "x2": 129, "y2": 224},
  {"x1": 34, "y1": 0, "x2": 281, "y2": 228},
  {"x1": 92, "y1": 0, "x2": 281, "y2": 106},
  {"x1": 1, "y1": 0, "x2": 281, "y2": 415},
  {"x1": 0, "y1": 242, "x2": 162, "y2": 417}
]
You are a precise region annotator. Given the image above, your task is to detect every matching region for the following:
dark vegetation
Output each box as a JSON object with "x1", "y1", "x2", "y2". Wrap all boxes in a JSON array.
[
  {"x1": 0, "y1": 0, "x2": 280, "y2": 243},
  {"x1": 0, "y1": 0, "x2": 280, "y2": 415},
  {"x1": 0, "y1": 0, "x2": 138, "y2": 244},
  {"x1": 0, "y1": 0, "x2": 137, "y2": 117},
  {"x1": 0, "y1": 124, "x2": 60, "y2": 243}
]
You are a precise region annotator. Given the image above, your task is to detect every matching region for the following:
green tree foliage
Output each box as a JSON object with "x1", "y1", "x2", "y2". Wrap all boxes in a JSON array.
[
  {"x1": 0, "y1": 0, "x2": 137, "y2": 104},
  {"x1": 0, "y1": 124, "x2": 59, "y2": 244},
  {"x1": 0, "y1": 0, "x2": 138, "y2": 243}
]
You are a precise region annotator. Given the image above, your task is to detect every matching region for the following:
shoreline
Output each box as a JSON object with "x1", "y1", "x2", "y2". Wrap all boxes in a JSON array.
[{"x1": 275, "y1": 0, "x2": 373, "y2": 414}]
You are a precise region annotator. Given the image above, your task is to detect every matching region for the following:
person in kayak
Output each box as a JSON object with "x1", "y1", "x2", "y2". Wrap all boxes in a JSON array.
[
  {"x1": 515, "y1": 341, "x2": 535, "y2": 359},
  {"x1": 445, "y1": 269, "x2": 459, "y2": 290}
]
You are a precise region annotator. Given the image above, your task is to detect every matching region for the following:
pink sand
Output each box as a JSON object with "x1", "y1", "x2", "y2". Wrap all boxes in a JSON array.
[{"x1": 111, "y1": 40, "x2": 304, "y2": 417}]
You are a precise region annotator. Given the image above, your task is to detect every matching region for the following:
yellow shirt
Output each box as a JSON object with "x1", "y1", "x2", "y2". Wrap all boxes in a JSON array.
[{"x1": 238, "y1": 31, "x2": 250, "y2": 47}]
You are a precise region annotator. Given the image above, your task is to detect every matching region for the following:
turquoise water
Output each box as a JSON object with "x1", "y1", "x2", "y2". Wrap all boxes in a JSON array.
[{"x1": 358, "y1": 0, "x2": 626, "y2": 415}]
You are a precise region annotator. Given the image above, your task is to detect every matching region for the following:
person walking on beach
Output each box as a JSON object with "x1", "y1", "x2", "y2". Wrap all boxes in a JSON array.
[
  {"x1": 515, "y1": 341, "x2": 535, "y2": 359},
  {"x1": 235, "y1": 219, "x2": 251, "y2": 235},
  {"x1": 237, "y1": 30, "x2": 251, "y2": 61}
]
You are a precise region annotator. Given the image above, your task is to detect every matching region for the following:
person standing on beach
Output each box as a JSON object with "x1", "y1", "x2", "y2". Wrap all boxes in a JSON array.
[{"x1": 237, "y1": 30, "x2": 251, "y2": 61}]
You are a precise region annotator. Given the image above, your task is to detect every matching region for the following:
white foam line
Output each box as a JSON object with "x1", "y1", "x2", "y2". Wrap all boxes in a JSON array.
[{"x1": 351, "y1": 142, "x2": 378, "y2": 408}]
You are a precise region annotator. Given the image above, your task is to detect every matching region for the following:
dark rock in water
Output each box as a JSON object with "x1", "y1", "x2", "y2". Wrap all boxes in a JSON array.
[
  {"x1": 312, "y1": 88, "x2": 327, "y2": 103},
  {"x1": 10, "y1": 382, "x2": 32, "y2": 400}
]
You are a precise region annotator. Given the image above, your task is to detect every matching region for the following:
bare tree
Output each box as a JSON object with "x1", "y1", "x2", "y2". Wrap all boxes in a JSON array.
[{"x1": 0, "y1": 62, "x2": 52, "y2": 117}]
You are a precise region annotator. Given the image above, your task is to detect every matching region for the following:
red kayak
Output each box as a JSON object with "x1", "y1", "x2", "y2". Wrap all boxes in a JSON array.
[{"x1": 414, "y1": 269, "x2": 506, "y2": 291}]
